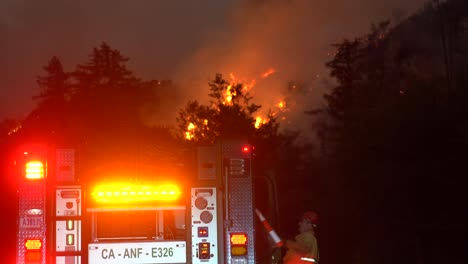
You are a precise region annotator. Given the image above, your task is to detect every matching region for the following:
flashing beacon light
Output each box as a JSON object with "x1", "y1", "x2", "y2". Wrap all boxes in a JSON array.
[
  {"x1": 25, "y1": 161, "x2": 44, "y2": 179},
  {"x1": 91, "y1": 183, "x2": 182, "y2": 203},
  {"x1": 242, "y1": 145, "x2": 250, "y2": 153}
]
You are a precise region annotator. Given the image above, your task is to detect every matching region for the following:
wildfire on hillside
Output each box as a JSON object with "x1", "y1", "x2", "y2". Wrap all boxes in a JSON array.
[{"x1": 184, "y1": 68, "x2": 292, "y2": 140}]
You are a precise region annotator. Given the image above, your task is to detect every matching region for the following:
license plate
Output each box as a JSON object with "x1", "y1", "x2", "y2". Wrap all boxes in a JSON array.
[{"x1": 89, "y1": 241, "x2": 186, "y2": 264}]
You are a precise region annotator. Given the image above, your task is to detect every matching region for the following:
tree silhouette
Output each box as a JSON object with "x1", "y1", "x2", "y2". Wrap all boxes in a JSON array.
[
  {"x1": 177, "y1": 73, "x2": 278, "y2": 144},
  {"x1": 310, "y1": 1, "x2": 468, "y2": 263},
  {"x1": 16, "y1": 56, "x2": 73, "y2": 143},
  {"x1": 35, "y1": 56, "x2": 72, "y2": 105},
  {"x1": 71, "y1": 42, "x2": 145, "y2": 136}
]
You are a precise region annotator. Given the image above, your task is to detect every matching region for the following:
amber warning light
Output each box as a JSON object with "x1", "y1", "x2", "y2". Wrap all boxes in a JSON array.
[
  {"x1": 25, "y1": 161, "x2": 44, "y2": 179},
  {"x1": 25, "y1": 239, "x2": 42, "y2": 250},
  {"x1": 25, "y1": 239, "x2": 42, "y2": 262},
  {"x1": 198, "y1": 242, "x2": 211, "y2": 259},
  {"x1": 230, "y1": 233, "x2": 248, "y2": 256},
  {"x1": 92, "y1": 183, "x2": 182, "y2": 203}
]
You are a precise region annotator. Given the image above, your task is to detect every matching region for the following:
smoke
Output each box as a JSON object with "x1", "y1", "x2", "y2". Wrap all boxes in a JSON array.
[
  {"x1": 161, "y1": 0, "x2": 426, "y2": 141},
  {"x1": 0, "y1": 0, "x2": 426, "y2": 138},
  {"x1": 0, "y1": 0, "x2": 235, "y2": 121}
]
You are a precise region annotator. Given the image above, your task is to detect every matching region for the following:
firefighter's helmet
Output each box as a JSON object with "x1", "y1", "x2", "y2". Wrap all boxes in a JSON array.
[{"x1": 302, "y1": 210, "x2": 319, "y2": 226}]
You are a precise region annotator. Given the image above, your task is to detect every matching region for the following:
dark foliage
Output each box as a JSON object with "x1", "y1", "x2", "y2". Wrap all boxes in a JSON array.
[{"x1": 310, "y1": 1, "x2": 468, "y2": 263}]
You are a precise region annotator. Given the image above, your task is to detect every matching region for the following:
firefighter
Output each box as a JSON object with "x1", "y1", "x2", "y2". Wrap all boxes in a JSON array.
[{"x1": 283, "y1": 210, "x2": 319, "y2": 264}]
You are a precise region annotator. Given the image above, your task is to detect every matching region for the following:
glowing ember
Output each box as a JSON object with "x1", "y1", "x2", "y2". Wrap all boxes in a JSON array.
[
  {"x1": 261, "y1": 68, "x2": 276, "y2": 78},
  {"x1": 277, "y1": 101, "x2": 285, "y2": 109},
  {"x1": 8, "y1": 124, "x2": 22, "y2": 135}
]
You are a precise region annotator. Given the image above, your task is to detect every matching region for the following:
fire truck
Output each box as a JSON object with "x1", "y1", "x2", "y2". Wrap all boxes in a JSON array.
[{"x1": 13, "y1": 138, "x2": 276, "y2": 264}]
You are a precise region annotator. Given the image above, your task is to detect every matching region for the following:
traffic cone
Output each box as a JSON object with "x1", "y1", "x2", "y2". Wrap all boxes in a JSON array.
[{"x1": 255, "y1": 208, "x2": 284, "y2": 247}]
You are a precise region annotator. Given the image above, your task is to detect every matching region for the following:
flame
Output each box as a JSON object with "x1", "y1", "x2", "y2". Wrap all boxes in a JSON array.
[
  {"x1": 255, "y1": 117, "x2": 263, "y2": 129},
  {"x1": 185, "y1": 122, "x2": 196, "y2": 140},
  {"x1": 224, "y1": 84, "x2": 234, "y2": 105},
  {"x1": 184, "y1": 68, "x2": 287, "y2": 137},
  {"x1": 224, "y1": 68, "x2": 282, "y2": 129},
  {"x1": 221, "y1": 69, "x2": 277, "y2": 105},
  {"x1": 255, "y1": 116, "x2": 270, "y2": 129},
  {"x1": 277, "y1": 101, "x2": 285, "y2": 109}
]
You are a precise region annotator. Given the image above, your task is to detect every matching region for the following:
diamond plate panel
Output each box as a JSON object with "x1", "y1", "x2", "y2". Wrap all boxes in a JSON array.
[
  {"x1": 197, "y1": 146, "x2": 217, "y2": 180},
  {"x1": 56, "y1": 149, "x2": 75, "y2": 182},
  {"x1": 17, "y1": 180, "x2": 47, "y2": 264},
  {"x1": 222, "y1": 140, "x2": 256, "y2": 264}
]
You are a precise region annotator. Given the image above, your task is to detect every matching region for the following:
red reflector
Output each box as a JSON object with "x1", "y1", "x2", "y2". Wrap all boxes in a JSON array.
[
  {"x1": 25, "y1": 239, "x2": 42, "y2": 250},
  {"x1": 25, "y1": 251, "x2": 42, "y2": 262},
  {"x1": 230, "y1": 233, "x2": 247, "y2": 245}
]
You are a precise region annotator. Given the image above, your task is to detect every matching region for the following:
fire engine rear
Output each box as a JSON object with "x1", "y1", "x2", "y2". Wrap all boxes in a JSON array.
[{"x1": 14, "y1": 139, "x2": 257, "y2": 264}]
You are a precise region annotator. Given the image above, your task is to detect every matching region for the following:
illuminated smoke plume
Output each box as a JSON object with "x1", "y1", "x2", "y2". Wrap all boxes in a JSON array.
[
  {"x1": 151, "y1": 0, "x2": 425, "y2": 142},
  {"x1": 1, "y1": 0, "x2": 425, "y2": 137}
]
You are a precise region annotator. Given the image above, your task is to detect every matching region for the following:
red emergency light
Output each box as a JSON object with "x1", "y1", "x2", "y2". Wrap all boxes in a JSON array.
[
  {"x1": 25, "y1": 161, "x2": 44, "y2": 179},
  {"x1": 242, "y1": 145, "x2": 250, "y2": 153}
]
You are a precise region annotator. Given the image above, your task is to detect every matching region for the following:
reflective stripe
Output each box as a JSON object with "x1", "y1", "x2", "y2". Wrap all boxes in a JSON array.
[
  {"x1": 301, "y1": 257, "x2": 316, "y2": 262},
  {"x1": 255, "y1": 209, "x2": 283, "y2": 247}
]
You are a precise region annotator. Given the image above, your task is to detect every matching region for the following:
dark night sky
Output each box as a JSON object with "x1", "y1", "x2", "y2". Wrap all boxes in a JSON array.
[{"x1": 0, "y1": 0, "x2": 426, "y2": 130}]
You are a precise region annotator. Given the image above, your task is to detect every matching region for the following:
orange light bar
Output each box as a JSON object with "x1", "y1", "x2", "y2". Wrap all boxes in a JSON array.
[
  {"x1": 92, "y1": 183, "x2": 182, "y2": 203},
  {"x1": 25, "y1": 161, "x2": 44, "y2": 179},
  {"x1": 25, "y1": 239, "x2": 42, "y2": 250}
]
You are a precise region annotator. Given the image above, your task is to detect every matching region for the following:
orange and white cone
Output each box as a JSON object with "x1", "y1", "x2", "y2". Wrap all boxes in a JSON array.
[{"x1": 255, "y1": 208, "x2": 284, "y2": 247}]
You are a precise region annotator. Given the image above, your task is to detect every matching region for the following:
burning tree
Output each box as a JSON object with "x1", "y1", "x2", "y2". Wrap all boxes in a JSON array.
[{"x1": 177, "y1": 73, "x2": 279, "y2": 144}]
